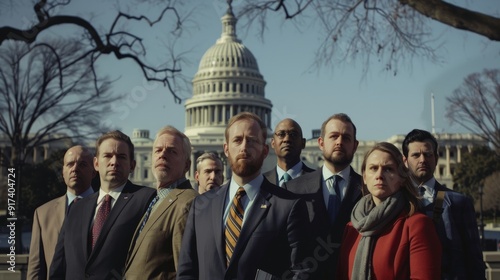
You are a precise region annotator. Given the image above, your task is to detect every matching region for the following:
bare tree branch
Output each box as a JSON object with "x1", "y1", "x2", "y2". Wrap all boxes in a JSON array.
[
  {"x1": 0, "y1": 0, "x2": 188, "y2": 102},
  {"x1": 236, "y1": 0, "x2": 499, "y2": 75},
  {"x1": 445, "y1": 69, "x2": 500, "y2": 152},
  {"x1": 0, "y1": 39, "x2": 121, "y2": 165}
]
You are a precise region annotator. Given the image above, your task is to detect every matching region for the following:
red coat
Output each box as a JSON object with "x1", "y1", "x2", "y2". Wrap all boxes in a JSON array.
[{"x1": 337, "y1": 212, "x2": 442, "y2": 280}]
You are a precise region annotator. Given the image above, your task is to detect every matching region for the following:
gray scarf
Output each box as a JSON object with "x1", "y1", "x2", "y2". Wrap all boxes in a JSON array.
[{"x1": 350, "y1": 191, "x2": 406, "y2": 280}]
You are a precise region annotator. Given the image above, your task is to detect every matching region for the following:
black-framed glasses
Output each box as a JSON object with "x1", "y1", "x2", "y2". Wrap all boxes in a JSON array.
[{"x1": 274, "y1": 130, "x2": 299, "y2": 139}]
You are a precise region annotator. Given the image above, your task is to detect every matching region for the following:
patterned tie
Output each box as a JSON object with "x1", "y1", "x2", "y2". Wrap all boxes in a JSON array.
[
  {"x1": 327, "y1": 175, "x2": 342, "y2": 224},
  {"x1": 281, "y1": 173, "x2": 292, "y2": 186},
  {"x1": 225, "y1": 187, "x2": 246, "y2": 266},
  {"x1": 138, "y1": 195, "x2": 160, "y2": 235},
  {"x1": 91, "y1": 194, "x2": 112, "y2": 249},
  {"x1": 282, "y1": 173, "x2": 292, "y2": 183}
]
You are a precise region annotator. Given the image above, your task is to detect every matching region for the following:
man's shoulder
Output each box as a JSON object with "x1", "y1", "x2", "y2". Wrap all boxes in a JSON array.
[
  {"x1": 261, "y1": 178, "x2": 300, "y2": 201},
  {"x1": 125, "y1": 182, "x2": 156, "y2": 194},
  {"x1": 262, "y1": 168, "x2": 275, "y2": 177},
  {"x1": 285, "y1": 169, "x2": 321, "y2": 192},
  {"x1": 35, "y1": 194, "x2": 66, "y2": 212}
]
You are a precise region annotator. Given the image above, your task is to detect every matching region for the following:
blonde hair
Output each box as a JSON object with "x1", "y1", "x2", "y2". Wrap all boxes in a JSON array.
[{"x1": 361, "y1": 142, "x2": 420, "y2": 216}]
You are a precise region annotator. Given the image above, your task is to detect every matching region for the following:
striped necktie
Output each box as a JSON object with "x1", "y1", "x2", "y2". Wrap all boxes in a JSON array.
[{"x1": 225, "y1": 187, "x2": 246, "y2": 266}]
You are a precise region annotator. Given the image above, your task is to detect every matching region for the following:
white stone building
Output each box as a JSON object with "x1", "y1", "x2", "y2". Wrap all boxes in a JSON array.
[{"x1": 129, "y1": 5, "x2": 489, "y2": 189}]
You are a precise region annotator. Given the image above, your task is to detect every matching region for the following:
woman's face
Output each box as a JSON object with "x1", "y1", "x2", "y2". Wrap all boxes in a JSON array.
[{"x1": 363, "y1": 149, "x2": 404, "y2": 205}]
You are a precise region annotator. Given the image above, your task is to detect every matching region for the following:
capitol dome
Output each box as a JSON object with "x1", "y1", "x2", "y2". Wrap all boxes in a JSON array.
[{"x1": 184, "y1": 5, "x2": 273, "y2": 138}]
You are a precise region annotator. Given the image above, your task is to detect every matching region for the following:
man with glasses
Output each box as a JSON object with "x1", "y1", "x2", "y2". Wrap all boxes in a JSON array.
[{"x1": 264, "y1": 118, "x2": 315, "y2": 187}]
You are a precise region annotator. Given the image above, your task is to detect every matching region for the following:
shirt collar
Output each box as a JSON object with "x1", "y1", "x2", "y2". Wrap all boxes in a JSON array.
[
  {"x1": 66, "y1": 186, "x2": 94, "y2": 206},
  {"x1": 228, "y1": 174, "x2": 263, "y2": 202},
  {"x1": 276, "y1": 161, "x2": 303, "y2": 180},
  {"x1": 322, "y1": 165, "x2": 350, "y2": 181},
  {"x1": 97, "y1": 183, "x2": 126, "y2": 204},
  {"x1": 157, "y1": 177, "x2": 187, "y2": 198}
]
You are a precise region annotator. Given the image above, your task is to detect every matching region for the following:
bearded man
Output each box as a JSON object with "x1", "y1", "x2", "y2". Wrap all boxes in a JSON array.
[
  {"x1": 177, "y1": 112, "x2": 310, "y2": 280},
  {"x1": 283, "y1": 113, "x2": 363, "y2": 279}
]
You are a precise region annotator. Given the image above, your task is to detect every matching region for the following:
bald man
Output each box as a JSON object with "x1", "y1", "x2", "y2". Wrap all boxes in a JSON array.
[
  {"x1": 27, "y1": 145, "x2": 95, "y2": 280},
  {"x1": 263, "y1": 118, "x2": 315, "y2": 187}
]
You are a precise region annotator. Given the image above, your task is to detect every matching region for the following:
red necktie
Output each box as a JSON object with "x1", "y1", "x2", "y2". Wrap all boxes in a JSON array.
[{"x1": 91, "y1": 194, "x2": 111, "y2": 249}]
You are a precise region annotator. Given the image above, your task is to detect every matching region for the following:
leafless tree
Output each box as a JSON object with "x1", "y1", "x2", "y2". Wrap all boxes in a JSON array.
[
  {"x1": 234, "y1": 0, "x2": 500, "y2": 75},
  {"x1": 0, "y1": 38, "x2": 122, "y2": 252},
  {"x1": 481, "y1": 171, "x2": 500, "y2": 221},
  {"x1": 0, "y1": 39, "x2": 121, "y2": 168},
  {"x1": 445, "y1": 69, "x2": 500, "y2": 152},
  {"x1": 0, "y1": 0, "x2": 189, "y2": 102}
]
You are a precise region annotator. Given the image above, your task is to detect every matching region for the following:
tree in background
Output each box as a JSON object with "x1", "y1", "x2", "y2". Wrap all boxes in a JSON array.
[
  {"x1": 17, "y1": 150, "x2": 66, "y2": 221},
  {"x1": 233, "y1": 0, "x2": 499, "y2": 75},
  {"x1": 0, "y1": 39, "x2": 119, "y2": 251},
  {"x1": 445, "y1": 69, "x2": 500, "y2": 153},
  {"x1": 453, "y1": 146, "x2": 500, "y2": 201},
  {"x1": 481, "y1": 171, "x2": 500, "y2": 222},
  {"x1": 0, "y1": 0, "x2": 190, "y2": 102},
  {"x1": 0, "y1": 39, "x2": 119, "y2": 178}
]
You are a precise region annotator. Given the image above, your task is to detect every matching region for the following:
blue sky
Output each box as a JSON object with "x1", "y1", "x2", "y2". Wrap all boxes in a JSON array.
[{"x1": 3, "y1": 0, "x2": 499, "y2": 141}]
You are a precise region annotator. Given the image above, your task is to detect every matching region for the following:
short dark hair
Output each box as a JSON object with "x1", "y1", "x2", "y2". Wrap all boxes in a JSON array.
[
  {"x1": 95, "y1": 130, "x2": 135, "y2": 160},
  {"x1": 402, "y1": 129, "x2": 438, "y2": 158},
  {"x1": 320, "y1": 113, "x2": 357, "y2": 140}
]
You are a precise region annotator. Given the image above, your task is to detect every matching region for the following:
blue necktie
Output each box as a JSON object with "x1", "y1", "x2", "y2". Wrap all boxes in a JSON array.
[
  {"x1": 138, "y1": 195, "x2": 159, "y2": 235},
  {"x1": 327, "y1": 175, "x2": 342, "y2": 224}
]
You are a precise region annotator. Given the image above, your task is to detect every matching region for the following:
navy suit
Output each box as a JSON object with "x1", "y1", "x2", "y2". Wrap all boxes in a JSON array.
[
  {"x1": 263, "y1": 162, "x2": 316, "y2": 186},
  {"x1": 424, "y1": 181, "x2": 485, "y2": 280},
  {"x1": 177, "y1": 177, "x2": 310, "y2": 280},
  {"x1": 49, "y1": 181, "x2": 156, "y2": 280},
  {"x1": 283, "y1": 167, "x2": 362, "y2": 279}
]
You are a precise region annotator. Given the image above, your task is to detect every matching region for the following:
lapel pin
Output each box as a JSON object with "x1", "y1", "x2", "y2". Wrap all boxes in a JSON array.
[{"x1": 260, "y1": 204, "x2": 267, "y2": 209}]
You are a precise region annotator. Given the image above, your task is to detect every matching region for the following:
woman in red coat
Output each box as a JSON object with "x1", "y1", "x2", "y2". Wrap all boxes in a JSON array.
[{"x1": 337, "y1": 142, "x2": 441, "y2": 280}]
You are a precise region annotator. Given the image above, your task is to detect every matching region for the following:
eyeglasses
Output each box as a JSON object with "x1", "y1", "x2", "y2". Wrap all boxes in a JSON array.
[{"x1": 274, "y1": 130, "x2": 299, "y2": 139}]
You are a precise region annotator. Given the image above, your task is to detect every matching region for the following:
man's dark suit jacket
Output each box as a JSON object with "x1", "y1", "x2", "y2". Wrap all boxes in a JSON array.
[
  {"x1": 263, "y1": 162, "x2": 316, "y2": 186},
  {"x1": 49, "y1": 181, "x2": 156, "y2": 280},
  {"x1": 176, "y1": 177, "x2": 310, "y2": 280},
  {"x1": 283, "y1": 167, "x2": 362, "y2": 279},
  {"x1": 425, "y1": 181, "x2": 485, "y2": 280}
]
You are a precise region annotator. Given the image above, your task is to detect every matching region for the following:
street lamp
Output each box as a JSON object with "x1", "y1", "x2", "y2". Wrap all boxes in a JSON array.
[{"x1": 478, "y1": 184, "x2": 485, "y2": 250}]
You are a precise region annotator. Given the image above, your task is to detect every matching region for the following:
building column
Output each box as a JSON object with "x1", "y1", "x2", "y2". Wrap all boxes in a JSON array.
[
  {"x1": 190, "y1": 151, "x2": 196, "y2": 178},
  {"x1": 33, "y1": 147, "x2": 37, "y2": 163},
  {"x1": 456, "y1": 145, "x2": 462, "y2": 163},
  {"x1": 445, "y1": 145, "x2": 451, "y2": 177}
]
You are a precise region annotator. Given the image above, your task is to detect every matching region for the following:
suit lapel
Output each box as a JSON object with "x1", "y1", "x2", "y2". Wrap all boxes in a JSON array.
[
  {"x1": 55, "y1": 196, "x2": 67, "y2": 230},
  {"x1": 82, "y1": 193, "x2": 98, "y2": 259},
  {"x1": 213, "y1": 185, "x2": 229, "y2": 267},
  {"x1": 128, "y1": 188, "x2": 180, "y2": 263},
  {"x1": 88, "y1": 183, "x2": 135, "y2": 262},
  {"x1": 270, "y1": 167, "x2": 278, "y2": 185}
]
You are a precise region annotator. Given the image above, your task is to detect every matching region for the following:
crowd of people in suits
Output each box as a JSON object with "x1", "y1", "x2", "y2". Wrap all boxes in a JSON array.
[{"x1": 26, "y1": 112, "x2": 485, "y2": 280}]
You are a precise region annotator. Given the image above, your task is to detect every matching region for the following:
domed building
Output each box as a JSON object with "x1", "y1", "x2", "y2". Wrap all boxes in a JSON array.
[
  {"x1": 183, "y1": 4, "x2": 273, "y2": 180},
  {"x1": 128, "y1": 3, "x2": 488, "y2": 189}
]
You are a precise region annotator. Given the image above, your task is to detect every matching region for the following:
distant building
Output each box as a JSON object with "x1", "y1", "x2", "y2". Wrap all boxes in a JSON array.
[
  {"x1": 128, "y1": 3, "x2": 489, "y2": 189},
  {"x1": 1, "y1": 3, "x2": 490, "y2": 193}
]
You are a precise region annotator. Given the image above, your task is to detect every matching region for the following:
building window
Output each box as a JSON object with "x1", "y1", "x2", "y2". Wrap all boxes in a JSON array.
[{"x1": 144, "y1": 169, "x2": 148, "y2": 179}]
